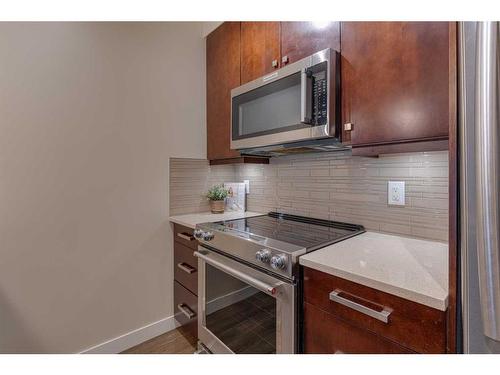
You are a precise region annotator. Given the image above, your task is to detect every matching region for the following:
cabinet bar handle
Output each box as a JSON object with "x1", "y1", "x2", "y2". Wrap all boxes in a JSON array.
[
  {"x1": 329, "y1": 289, "x2": 392, "y2": 323},
  {"x1": 177, "y1": 303, "x2": 196, "y2": 319},
  {"x1": 177, "y1": 262, "x2": 196, "y2": 274},
  {"x1": 177, "y1": 232, "x2": 195, "y2": 241}
]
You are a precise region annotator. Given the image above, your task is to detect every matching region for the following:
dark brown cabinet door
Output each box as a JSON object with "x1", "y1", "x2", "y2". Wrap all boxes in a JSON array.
[
  {"x1": 240, "y1": 22, "x2": 281, "y2": 84},
  {"x1": 206, "y1": 22, "x2": 241, "y2": 161},
  {"x1": 303, "y1": 267, "x2": 446, "y2": 353},
  {"x1": 174, "y1": 242, "x2": 198, "y2": 295},
  {"x1": 174, "y1": 281, "x2": 198, "y2": 338},
  {"x1": 280, "y1": 22, "x2": 340, "y2": 64},
  {"x1": 304, "y1": 302, "x2": 414, "y2": 354},
  {"x1": 341, "y1": 22, "x2": 453, "y2": 150}
]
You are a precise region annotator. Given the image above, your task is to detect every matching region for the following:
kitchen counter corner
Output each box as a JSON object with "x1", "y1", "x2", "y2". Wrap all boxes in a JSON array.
[{"x1": 299, "y1": 232, "x2": 449, "y2": 311}]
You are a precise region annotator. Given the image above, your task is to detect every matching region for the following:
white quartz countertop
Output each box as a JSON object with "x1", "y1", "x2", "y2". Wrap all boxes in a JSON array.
[
  {"x1": 299, "y1": 232, "x2": 449, "y2": 311},
  {"x1": 169, "y1": 211, "x2": 265, "y2": 229}
]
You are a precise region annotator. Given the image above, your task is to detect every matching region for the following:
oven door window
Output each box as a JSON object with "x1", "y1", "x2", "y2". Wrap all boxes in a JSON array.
[
  {"x1": 232, "y1": 72, "x2": 308, "y2": 140},
  {"x1": 205, "y1": 263, "x2": 276, "y2": 354}
]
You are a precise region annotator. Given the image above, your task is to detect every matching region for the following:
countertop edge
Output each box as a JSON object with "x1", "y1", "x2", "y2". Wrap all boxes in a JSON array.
[
  {"x1": 169, "y1": 217, "x2": 196, "y2": 229},
  {"x1": 299, "y1": 257, "x2": 448, "y2": 311}
]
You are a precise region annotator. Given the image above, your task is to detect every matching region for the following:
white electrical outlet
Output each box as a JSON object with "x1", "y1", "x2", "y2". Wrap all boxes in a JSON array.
[
  {"x1": 388, "y1": 181, "x2": 405, "y2": 206},
  {"x1": 243, "y1": 179, "x2": 250, "y2": 194}
]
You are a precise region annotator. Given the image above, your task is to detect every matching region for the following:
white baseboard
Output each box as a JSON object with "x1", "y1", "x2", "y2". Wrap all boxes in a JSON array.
[
  {"x1": 82, "y1": 287, "x2": 257, "y2": 354},
  {"x1": 206, "y1": 286, "x2": 258, "y2": 315},
  {"x1": 80, "y1": 315, "x2": 180, "y2": 354}
]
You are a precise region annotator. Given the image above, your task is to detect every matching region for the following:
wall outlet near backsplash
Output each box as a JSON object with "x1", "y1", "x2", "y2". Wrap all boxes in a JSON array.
[
  {"x1": 224, "y1": 182, "x2": 246, "y2": 212},
  {"x1": 388, "y1": 181, "x2": 406, "y2": 206}
]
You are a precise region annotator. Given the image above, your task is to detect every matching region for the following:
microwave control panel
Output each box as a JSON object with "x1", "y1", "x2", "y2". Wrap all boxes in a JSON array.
[{"x1": 308, "y1": 61, "x2": 328, "y2": 126}]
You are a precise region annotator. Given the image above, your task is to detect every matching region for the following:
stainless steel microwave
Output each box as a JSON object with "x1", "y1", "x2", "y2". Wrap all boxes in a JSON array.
[{"x1": 230, "y1": 48, "x2": 340, "y2": 154}]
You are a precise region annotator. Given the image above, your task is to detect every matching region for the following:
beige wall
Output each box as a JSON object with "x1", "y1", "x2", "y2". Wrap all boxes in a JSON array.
[{"x1": 0, "y1": 22, "x2": 206, "y2": 353}]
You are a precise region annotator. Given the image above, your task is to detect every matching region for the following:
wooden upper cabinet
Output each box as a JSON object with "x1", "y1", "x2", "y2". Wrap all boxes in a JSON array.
[
  {"x1": 341, "y1": 22, "x2": 454, "y2": 152},
  {"x1": 280, "y1": 22, "x2": 341, "y2": 64},
  {"x1": 206, "y1": 22, "x2": 241, "y2": 161},
  {"x1": 240, "y1": 22, "x2": 281, "y2": 84}
]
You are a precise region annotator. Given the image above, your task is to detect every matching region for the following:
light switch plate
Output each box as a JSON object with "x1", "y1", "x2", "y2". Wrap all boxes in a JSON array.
[
  {"x1": 388, "y1": 181, "x2": 405, "y2": 206},
  {"x1": 243, "y1": 180, "x2": 250, "y2": 194}
]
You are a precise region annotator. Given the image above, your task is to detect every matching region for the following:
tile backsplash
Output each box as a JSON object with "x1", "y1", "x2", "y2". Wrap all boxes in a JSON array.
[
  {"x1": 169, "y1": 158, "x2": 238, "y2": 215},
  {"x1": 170, "y1": 150, "x2": 449, "y2": 242}
]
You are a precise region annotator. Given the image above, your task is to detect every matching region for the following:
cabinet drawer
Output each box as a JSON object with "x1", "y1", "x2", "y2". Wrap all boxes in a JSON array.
[
  {"x1": 174, "y1": 242, "x2": 198, "y2": 295},
  {"x1": 174, "y1": 281, "x2": 198, "y2": 338},
  {"x1": 304, "y1": 302, "x2": 413, "y2": 354},
  {"x1": 173, "y1": 224, "x2": 197, "y2": 250},
  {"x1": 303, "y1": 267, "x2": 446, "y2": 353}
]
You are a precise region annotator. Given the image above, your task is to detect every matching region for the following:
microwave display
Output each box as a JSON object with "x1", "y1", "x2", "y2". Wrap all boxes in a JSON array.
[{"x1": 309, "y1": 61, "x2": 328, "y2": 126}]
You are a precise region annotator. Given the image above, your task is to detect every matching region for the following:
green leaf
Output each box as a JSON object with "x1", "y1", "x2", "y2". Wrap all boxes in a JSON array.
[{"x1": 206, "y1": 184, "x2": 230, "y2": 201}]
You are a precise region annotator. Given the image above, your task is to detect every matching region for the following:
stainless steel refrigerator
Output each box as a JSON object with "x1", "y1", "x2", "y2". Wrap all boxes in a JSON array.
[{"x1": 459, "y1": 21, "x2": 500, "y2": 354}]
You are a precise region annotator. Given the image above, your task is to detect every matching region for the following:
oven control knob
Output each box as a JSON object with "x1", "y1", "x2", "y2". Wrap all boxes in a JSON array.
[
  {"x1": 202, "y1": 231, "x2": 214, "y2": 241},
  {"x1": 255, "y1": 249, "x2": 271, "y2": 263},
  {"x1": 270, "y1": 254, "x2": 287, "y2": 270},
  {"x1": 193, "y1": 229, "x2": 204, "y2": 239}
]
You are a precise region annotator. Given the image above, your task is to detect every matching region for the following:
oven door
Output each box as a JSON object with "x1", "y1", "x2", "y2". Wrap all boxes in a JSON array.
[{"x1": 194, "y1": 246, "x2": 295, "y2": 354}]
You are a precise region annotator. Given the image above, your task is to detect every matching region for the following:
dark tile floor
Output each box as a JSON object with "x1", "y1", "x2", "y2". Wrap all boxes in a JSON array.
[
  {"x1": 122, "y1": 291, "x2": 276, "y2": 354},
  {"x1": 206, "y1": 291, "x2": 276, "y2": 354}
]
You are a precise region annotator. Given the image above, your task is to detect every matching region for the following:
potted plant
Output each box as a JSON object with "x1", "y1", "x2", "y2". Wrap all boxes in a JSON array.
[{"x1": 206, "y1": 184, "x2": 229, "y2": 214}]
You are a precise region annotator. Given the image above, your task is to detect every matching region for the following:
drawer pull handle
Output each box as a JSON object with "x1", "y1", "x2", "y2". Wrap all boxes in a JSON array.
[
  {"x1": 177, "y1": 303, "x2": 196, "y2": 319},
  {"x1": 177, "y1": 262, "x2": 196, "y2": 274},
  {"x1": 329, "y1": 289, "x2": 392, "y2": 323},
  {"x1": 177, "y1": 232, "x2": 195, "y2": 241}
]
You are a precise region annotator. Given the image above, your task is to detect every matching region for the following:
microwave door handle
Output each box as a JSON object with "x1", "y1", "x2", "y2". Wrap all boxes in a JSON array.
[{"x1": 301, "y1": 69, "x2": 313, "y2": 124}]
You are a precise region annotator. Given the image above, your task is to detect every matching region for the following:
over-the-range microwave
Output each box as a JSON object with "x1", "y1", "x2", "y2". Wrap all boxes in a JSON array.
[{"x1": 230, "y1": 48, "x2": 345, "y2": 156}]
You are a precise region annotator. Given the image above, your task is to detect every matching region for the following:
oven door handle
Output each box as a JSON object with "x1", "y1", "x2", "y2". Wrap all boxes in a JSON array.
[{"x1": 194, "y1": 251, "x2": 283, "y2": 296}]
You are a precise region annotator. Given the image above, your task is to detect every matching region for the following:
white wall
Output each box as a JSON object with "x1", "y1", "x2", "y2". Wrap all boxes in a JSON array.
[{"x1": 0, "y1": 22, "x2": 206, "y2": 353}]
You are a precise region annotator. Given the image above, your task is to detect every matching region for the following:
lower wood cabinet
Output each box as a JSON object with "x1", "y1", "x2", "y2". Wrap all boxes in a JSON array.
[
  {"x1": 303, "y1": 267, "x2": 447, "y2": 354},
  {"x1": 173, "y1": 224, "x2": 198, "y2": 338},
  {"x1": 174, "y1": 224, "x2": 198, "y2": 250},
  {"x1": 174, "y1": 281, "x2": 198, "y2": 338},
  {"x1": 304, "y1": 302, "x2": 413, "y2": 354},
  {"x1": 174, "y1": 242, "x2": 198, "y2": 296}
]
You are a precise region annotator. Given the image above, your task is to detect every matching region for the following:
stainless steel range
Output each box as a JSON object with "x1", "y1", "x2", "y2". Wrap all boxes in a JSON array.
[{"x1": 193, "y1": 212, "x2": 364, "y2": 354}]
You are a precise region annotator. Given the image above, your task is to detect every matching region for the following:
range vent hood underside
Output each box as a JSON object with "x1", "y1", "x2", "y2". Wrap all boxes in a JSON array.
[{"x1": 239, "y1": 138, "x2": 350, "y2": 157}]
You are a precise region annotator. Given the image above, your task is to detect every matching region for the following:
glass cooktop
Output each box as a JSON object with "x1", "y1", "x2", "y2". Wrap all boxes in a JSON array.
[{"x1": 216, "y1": 212, "x2": 365, "y2": 251}]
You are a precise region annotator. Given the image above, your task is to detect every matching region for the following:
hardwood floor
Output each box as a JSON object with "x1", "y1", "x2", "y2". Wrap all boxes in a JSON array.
[{"x1": 121, "y1": 328, "x2": 197, "y2": 354}]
